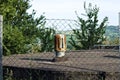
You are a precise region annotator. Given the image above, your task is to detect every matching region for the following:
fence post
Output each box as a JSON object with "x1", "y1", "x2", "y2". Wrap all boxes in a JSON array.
[
  {"x1": 118, "y1": 12, "x2": 120, "y2": 52},
  {"x1": 0, "y1": 15, "x2": 3, "y2": 80}
]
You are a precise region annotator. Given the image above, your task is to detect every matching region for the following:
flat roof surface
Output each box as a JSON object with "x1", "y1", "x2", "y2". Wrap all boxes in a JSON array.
[{"x1": 3, "y1": 50, "x2": 120, "y2": 73}]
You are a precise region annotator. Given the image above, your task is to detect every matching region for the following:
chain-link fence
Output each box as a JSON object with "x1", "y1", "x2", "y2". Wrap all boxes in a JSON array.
[
  {"x1": 45, "y1": 19, "x2": 79, "y2": 32},
  {"x1": 45, "y1": 19, "x2": 80, "y2": 51},
  {"x1": 2, "y1": 18, "x2": 120, "y2": 80},
  {"x1": 45, "y1": 19, "x2": 119, "y2": 51}
]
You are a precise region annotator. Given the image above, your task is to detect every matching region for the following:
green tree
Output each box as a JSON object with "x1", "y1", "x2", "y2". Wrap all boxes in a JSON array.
[
  {"x1": 0, "y1": 0, "x2": 54, "y2": 55},
  {"x1": 39, "y1": 28, "x2": 56, "y2": 52},
  {"x1": 3, "y1": 25, "x2": 25, "y2": 55},
  {"x1": 69, "y1": 2, "x2": 108, "y2": 50},
  {"x1": 0, "y1": 0, "x2": 46, "y2": 42}
]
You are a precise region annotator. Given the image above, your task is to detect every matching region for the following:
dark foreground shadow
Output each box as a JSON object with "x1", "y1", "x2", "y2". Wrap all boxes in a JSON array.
[
  {"x1": 104, "y1": 55, "x2": 120, "y2": 59},
  {"x1": 20, "y1": 57, "x2": 53, "y2": 62}
]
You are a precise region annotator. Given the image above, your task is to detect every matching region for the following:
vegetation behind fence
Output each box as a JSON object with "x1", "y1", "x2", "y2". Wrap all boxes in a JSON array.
[{"x1": 0, "y1": 0, "x2": 120, "y2": 80}]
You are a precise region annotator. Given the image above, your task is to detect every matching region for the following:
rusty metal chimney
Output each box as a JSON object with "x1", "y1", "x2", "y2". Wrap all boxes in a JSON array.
[
  {"x1": 53, "y1": 34, "x2": 67, "y2": 62},
  {"x1": 55, "y1": 34, "x2": 66, "y2": 57}
]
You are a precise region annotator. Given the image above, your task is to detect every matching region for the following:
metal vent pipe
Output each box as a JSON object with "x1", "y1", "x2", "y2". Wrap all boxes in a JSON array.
[{"x1": 54, "y1": 34, "x2": 66, "y2": 57}]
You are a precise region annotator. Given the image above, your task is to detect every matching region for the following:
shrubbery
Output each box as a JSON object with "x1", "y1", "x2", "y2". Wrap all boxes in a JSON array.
[
  {"x1": 69, "y1": 2, "x2": 108, "y2": 50},
  {"x1": 1, "y1": 0, "x2": 55, "y2": 55},
  {"x1": 3, "y1": 25, "x2": 26, "y2": 55}
]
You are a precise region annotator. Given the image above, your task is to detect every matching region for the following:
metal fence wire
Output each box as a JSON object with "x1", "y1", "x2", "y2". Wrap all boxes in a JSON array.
[
  {"x1": 45, "y1": 19, "x2": 119, "y2": 51},
  {"x1": 45, "y1": 19, "x2": 79, "y2": 32},
  {"x1": 2, "y1": 19, "x2": 120, "y2": 80}
]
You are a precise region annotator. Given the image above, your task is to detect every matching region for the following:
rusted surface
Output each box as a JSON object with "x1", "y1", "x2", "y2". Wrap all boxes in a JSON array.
[
  {"x1": 3, "y1": 50, "x2": 120, "y2": 72},
  {"x1": 54, "y1": 34, "x2": 66, "y2": 51}
]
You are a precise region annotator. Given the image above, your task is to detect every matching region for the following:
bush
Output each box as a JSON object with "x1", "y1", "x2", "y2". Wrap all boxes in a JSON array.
[
  {"x1": 69, "y1": 2, "x2": 108, "y2": 50},
  {"x1": 3, "y1": 25, "x2": 26, "y2": 55}
]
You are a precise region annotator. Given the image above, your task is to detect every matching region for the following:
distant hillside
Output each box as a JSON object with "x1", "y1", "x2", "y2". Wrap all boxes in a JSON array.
[
  {"x1": 64, "y1": 25, "x2": 119, "y2": 37},
  {"x1": 105, "y1": 26, "x2": 119, "y2": 40},
  {"x1": 64, "y1": 25, "x2": 119, "y2": 49}
]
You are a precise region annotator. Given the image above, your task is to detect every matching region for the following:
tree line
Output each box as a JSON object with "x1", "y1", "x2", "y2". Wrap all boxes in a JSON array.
[{"x1": 0, "y1": 0, "x2": 108, "y2": 55}]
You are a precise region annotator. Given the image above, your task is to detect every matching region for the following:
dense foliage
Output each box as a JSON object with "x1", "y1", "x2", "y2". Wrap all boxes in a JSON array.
[
  {"x1": 3, "y1": 25, "x2": 26, "y2": 55},
  {"x1": 1, "y1": 0, "x2": 117, "y2": 55},
  {"x1": 69, "y1": 3, "x2": 108, "y2": 50},
  {"x1": 0, "y1": 0, "x2": 55, "y2": 55}
]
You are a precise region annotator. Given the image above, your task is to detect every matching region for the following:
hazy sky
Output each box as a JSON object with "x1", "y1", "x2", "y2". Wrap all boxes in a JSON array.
[{"x1": 28, "y1": 0, "x2": 120, "y2": 25}]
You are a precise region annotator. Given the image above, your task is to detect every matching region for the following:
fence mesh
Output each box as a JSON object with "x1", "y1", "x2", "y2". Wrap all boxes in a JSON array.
[
  {"x1": 45, "y1": 19, "x2": 79, "y2": 32},
  {"x1": 2, "y1": 19, "x2": 120, "y2": 80}
]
